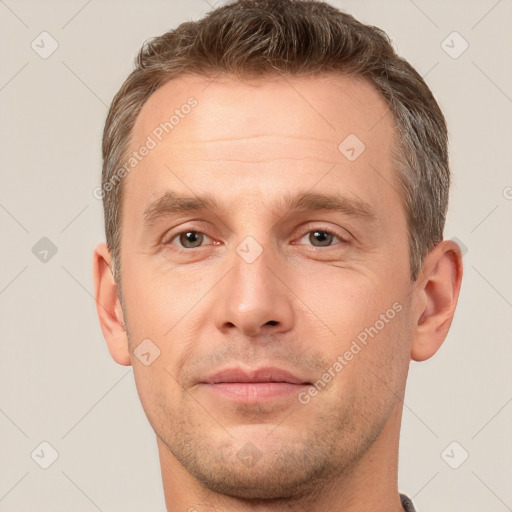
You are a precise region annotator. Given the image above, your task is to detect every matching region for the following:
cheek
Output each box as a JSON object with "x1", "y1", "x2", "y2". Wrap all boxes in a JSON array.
[
  {"x1": 349, "y1": 297, "x2": 412, "y2": 393},
  {"x1": 304, "y1": 268, "x2": 412, "y2": 389},
  {"x1": 130, "y1": 361, "x2": 185, "y2": 441},
  {"x1": 121, "y1": 262, "x2": 208, "y2": 399},
  {"x1": 121, "y1": 256, "x2": 204, "y2": 343},
  {"x1": 324, "y1": 299, "x2": 412, "y2": 424},
  {"x1": 299, "y1": 269, "x2": 398, "y2": 342}
]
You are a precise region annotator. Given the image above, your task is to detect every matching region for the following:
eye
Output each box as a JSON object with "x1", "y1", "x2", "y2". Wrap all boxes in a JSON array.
[
  {"x1": 165, "y1": 230, "x2": 212, "y2": 249},
  {"x1": 295, "y1": 228, "x2": 347, "y2": 248},
  {"x1": 162, "y1": 226, "x2": 348, "y2": 251}
]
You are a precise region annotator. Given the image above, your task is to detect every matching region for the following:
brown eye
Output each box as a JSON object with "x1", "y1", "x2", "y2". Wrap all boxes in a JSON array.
[
  {"x1": 309, "y1": 230, "x2": 335, "y2": 247},
  {"x1": 162, "y1": 225, "x2": 216, "y2": 252},
  {"x1": 296, "y1": 228, "x2": 345, "y2": 247},
  {"x1": 177, "y1": 231, "x2": 205, "y2": 248}
]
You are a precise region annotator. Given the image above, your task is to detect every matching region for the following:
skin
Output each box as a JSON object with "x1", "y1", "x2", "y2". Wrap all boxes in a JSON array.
[{"x1": 93, "y1": 73, "x2": 463, "y2": 512}]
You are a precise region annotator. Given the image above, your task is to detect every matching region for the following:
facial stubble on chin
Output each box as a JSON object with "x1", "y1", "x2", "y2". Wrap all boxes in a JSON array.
[{"x1": 148, "y1": 373, "x2": 393, "y2": 504}]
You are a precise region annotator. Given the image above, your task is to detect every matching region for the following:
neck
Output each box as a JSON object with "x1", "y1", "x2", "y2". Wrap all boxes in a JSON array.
[{"x1": 158, "y1": 400, "x2": 405, "y2": 512}]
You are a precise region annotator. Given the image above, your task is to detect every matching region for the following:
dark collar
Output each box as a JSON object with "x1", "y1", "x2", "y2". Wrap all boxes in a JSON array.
[{"x1": 400, "y1": 494, "x2": 416, "y2": 512}]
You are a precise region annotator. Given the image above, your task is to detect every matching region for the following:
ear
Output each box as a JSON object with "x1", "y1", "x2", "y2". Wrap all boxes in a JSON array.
[
  {"x1": 411, "y1": 239, "x2": 463, "y2": 361},
  {"x1": 92, "y1": 243, "x2": 131, "y2": 366}
]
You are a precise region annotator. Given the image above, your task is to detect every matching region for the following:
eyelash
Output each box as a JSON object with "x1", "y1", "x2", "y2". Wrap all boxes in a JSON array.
[{"x1": 162, "y1": 225, "x2": 349, "y2": 251}]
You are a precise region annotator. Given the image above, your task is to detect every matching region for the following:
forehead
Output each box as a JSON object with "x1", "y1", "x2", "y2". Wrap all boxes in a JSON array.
[
  {"x1": 123, "y1": 72, "x2": 400, "y2": 227},
  {"x1": 131, "y1": 72, "x2": 393, "y2": 156}
]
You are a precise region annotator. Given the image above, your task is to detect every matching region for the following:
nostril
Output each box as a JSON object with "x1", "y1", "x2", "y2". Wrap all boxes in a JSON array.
[{"x1": 266, "y1": 320, "x2": 278, "y2": 326}]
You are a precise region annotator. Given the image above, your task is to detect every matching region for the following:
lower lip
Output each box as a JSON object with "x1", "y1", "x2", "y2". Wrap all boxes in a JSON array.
[{"x1": 201, "y1": 382, "x2": 310, "y2": 401}]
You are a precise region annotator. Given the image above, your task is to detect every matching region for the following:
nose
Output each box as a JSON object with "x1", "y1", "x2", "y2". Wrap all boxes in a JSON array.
[{"x1": 213, "y1": 236, "x2": 295, "y2": 339}]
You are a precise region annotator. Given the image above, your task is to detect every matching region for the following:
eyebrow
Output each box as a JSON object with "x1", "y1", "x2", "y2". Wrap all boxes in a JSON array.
[{"x1": 143, "y1": 189, "x2": 377, "y2": 227}]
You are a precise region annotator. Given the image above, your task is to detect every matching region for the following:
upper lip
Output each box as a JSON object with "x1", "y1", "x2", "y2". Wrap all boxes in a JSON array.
[{"x1": 202, "y1": 366, "x2": 310, "y2": 385}]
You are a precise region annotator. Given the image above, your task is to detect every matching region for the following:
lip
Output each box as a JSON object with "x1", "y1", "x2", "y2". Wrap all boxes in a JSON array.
[
  {"x1": 199, "y1": 366, "x2": 311, "y2": 402},
  {"x1": 202, "y1": 366, "x2": 310, "y2": 385}
]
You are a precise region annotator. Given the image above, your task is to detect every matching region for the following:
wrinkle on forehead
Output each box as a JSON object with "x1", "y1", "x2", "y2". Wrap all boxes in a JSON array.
[{"x1": 131, "y1": 72, "x2": 394, "y2": 155}]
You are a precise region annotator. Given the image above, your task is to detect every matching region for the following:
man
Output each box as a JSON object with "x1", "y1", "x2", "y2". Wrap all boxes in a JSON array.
[{"x1": 93, "y1": 1, "x2": 463, "y2": 510}]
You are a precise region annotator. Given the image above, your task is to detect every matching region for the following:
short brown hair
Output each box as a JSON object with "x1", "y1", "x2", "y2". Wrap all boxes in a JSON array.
[{"x1": 101, "y1": 0, "x2": 449, "y2": 289}]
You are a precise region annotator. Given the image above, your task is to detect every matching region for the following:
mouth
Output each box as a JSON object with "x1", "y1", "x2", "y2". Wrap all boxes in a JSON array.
[{"x1": 199, "y1": 366, "x2": 312, "y2": 402}]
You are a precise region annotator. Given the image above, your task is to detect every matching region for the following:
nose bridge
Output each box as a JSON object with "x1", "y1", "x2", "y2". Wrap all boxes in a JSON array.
[
  {"x1": 230, "y1": 196, "x2": 277, "y2": 283},
  {"x1": 231, "y1": 232, "x2": 278, "y2": 309},
  {"x1": 214, "y1": 228, "x2": 294, "y2": 337}
]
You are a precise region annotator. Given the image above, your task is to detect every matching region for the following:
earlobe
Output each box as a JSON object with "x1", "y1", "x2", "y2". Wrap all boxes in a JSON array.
[
  {"x1": 411, "y1": 240, "x2": 463, "y2": 362},
  {"x1": 92, "y1": 243, "x2": 131, "y2": 366}
]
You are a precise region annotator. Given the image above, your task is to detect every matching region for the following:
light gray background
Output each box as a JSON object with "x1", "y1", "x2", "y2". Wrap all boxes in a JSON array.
[{"x1": 1, "y1": 0, "x2": 511, "y2": 510}]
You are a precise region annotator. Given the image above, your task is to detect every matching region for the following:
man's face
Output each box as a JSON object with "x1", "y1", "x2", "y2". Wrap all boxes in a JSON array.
[{"x1": 118, "y1": 73, "x2": 415, "y2": 499}]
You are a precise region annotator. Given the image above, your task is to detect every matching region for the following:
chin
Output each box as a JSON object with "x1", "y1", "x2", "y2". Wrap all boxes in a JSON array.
[
  {"x1": 177, "y1": 436, "x2": 343, "y2": 502},
  {"x1": 191, "y1": 465, "x2": 315, "y2": 501}
]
